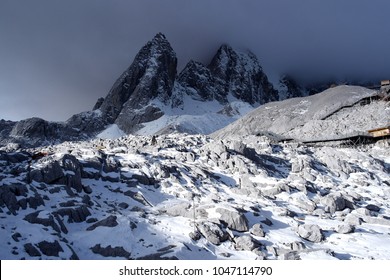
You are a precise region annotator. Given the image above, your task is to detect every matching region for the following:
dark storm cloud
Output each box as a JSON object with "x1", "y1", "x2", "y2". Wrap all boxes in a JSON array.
[{"x1": 1, "y1": 0, "x2": 389, "y2": 121}]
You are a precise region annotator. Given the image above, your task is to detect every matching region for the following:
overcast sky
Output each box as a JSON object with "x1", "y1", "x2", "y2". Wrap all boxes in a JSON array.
[{"x1": 1, "y1": 0, "x2": 390, "y2": 121}]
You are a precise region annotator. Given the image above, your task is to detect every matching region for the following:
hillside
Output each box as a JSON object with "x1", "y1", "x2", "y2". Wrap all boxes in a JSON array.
[
  {"x1": 0, "y1": 133, "x2": 389, "y2": 260},
  {"x1": 212, "y1": 85, "x2": 389, "y2": 141}
]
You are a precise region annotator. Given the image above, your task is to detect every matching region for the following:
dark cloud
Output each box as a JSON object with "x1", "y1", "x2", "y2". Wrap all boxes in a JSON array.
[{"x1": 1, "y1": 0, "x2": 389, "y2": 121}]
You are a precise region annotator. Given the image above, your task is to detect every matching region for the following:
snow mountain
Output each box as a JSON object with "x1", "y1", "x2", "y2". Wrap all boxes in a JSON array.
[
  {"x1": 0, "y1": 33, "x2": 278, "y2": 147},
  {"x1": 1, "y1": 78, "x2": 389, "y2": 260}
]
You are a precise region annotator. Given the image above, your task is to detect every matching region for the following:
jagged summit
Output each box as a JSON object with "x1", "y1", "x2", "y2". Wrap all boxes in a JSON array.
[
  {"x1": 0, "y1": 33, "x2": 325, "y2": 146},
  {"x1": 94, "y1": 34, "x2": 279, "y2": 136},
  {"x1": 98, "y1": 32, "x2": 177, "y2": 127},
  {"x1": 208, "y1": 44, "x2": 278, "y2": 104}
]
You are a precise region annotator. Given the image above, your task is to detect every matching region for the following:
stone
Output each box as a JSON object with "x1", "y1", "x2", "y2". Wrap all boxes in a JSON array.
[
  {"x1": 132, "y1": 173, "x2": 154, "y2": 185},
  {"x1": 197, "y1": 221, "x2": 228, "y2": 245},
  {"x1": 83, "y1": 185, "x2": 93, "y2": 194},
  {"x1": 363, "y1": 216, "x2": 390, "y2": 226},
  {"x1": 28, "y1": 194, "x2": 45, "y2": 209},
  {"x1": 86, "y1": 215, "x2": 118, "y2": 231},
  {"x1": 289, "y1": 241, "x2": 306, "y2": 251},
  {"x1": 37, "y1": 240, "x2": 64, "y2": 257},
  {"x1": 24, "y1": 211, "x2": 61, "y2": 233},
  {"x1": 90, "y1": 244, "x2": 131, "y2": 259},
  {"x1": 216, "y1": 208, "x2": 249, "y2": 232},
  {"x1": 60, "y1": 154, "x2": 83, "y2": 193},
  {"x1": 366, "y1": 204, "x2": 381, "y2": 212},
  {"x1": 321, "y1": 194, "x2": 346, "y2": 214},
  {"x1": 42, "y1": 161, "x2": 64, "y2": 184},
  {"x1": 0, "y1": 187, "x2": 19, "y2": 215},
  {"x1": 337, "y1": 224, "x2": 355, "y2": 234},
  {"x1": 12, "y1": 232, "x2": 22, "y2": 242},
  {"x1": 250, "y1": 223, "x2": 265, "y2": 237},
  {"x1": 189, "y1": 231, "x2": 202, "y2": 241},
  {"x1": 55, "y1": 205, "x2": 91, "y2": 223},
  {"x1": 344, "y1": 214, "x2": 363, "y2": 226},
  {"x1": 297, "y1": 224, "x2": 324, "y2": 243},
  {"x1": 118, "y1": 202, "x2": 129, "y2": 209},
  {"x1": 294, "y1": 194, "x2": 317, "y2": 213},
  {"x1": 281, "y1": 251, "x2": 301, "y2": 260},
  {"x1": 234, "y1": 235, "x2": 259, "y2": 251},
  {"x1": 24, "y1": 243, "x2": 41, "y2": 257},
  {"x1": 164, "y1": 202, "x2": 191, "y2": 217}
]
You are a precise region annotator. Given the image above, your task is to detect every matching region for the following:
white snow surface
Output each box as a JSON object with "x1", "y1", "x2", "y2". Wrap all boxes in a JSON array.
[
  {"x1": 136, "y1": 92, "x2": 255, "y2": 136},
  {"x1": 1, "y1": 133, "x2": 389, "y2": 260},
  {"x1": 96, "y1": 124, "x2": 126, "y2": 139}
]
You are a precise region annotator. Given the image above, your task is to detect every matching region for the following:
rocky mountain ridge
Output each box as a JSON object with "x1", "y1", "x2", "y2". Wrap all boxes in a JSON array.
[{"x1": 1, "y1": 33, "x2": 278, "y2": 147}]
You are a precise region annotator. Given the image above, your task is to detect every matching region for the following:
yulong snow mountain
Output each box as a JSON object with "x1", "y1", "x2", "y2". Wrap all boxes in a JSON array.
[
  {"x1": 0, "y1": 33, "x2": 389, "y2": 260},
  {"x1": 0, "y1": 33, "x2": 278, "y2": 147}
]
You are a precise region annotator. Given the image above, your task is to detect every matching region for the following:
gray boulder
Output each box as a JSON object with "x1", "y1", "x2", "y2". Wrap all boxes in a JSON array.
[
  {"x1": 91, "y1": 244, "x2": 131, "y2": 259},
  {"x1": 297, "y1": 224, "x2": 324, "y2": 243},
  {"x1": 86, "y1": 215, "x2": 118, "y2": 231},
  {"x1": 321, "y1": 194, "x2": 346, "y2": 214},
  {"x1": 216, "y1": 208, "x2": 249, "y2": 232},
  {"x1": 37, "y1": 240, "x2": 64, "y2": 257},
  {"x1": 0, "y1": 185, "x2": 21, "y2": 215},
  {"x1": 344, "y1": 214, "x2": 363, "y2": 226},
  {"x1": 250, "y1": 223, "x2": 265, "y2": 237},
  {"x1": 337, "y1": 224, "x2": 355, "y2": 234},
  {"x1": 24, "y1": 243, "x2": 41, "y2": 257},
  {"x1": 24, "y1": 211, "x2": 62, "y2": 233},
  {"x1": 197, "y1": 221, "x2": 228, "y2": 245},
  {"x1": 366, "y1": 204, "x2": 381, "y2": 212},
  {"x1": 164, "y1": 202, "x2": 191, "y2": 218},
  {"x1": 60, "y1": 154, "x2": 83, "y2": 193},
  {"x1": 234, "y1": 235, "x2": 260, "y2": 251},
  {"x1": 55, "y1": 205, "x2": 91, "y2": 223},
  {"x1": 289, "y1": 241, "x2": 306, "y2": 251},
  {"x1": 42, "y1": 161, "x2": 64, "y2": 184}
]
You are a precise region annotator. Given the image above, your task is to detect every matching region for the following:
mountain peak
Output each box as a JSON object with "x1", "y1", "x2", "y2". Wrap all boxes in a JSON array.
[
  {"x1": 208, "y1": 44, "x2": 278, "y2": 104},
  {"x1": 97, "y1": 33, "x2": 177, "y2": 129},
  {"x1": 152, "y1": 32, "x2": 167, "y2": 41}
]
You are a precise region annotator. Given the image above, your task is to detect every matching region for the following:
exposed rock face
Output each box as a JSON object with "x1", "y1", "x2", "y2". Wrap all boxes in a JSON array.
[
  {"x1": 177, "y1": 60, "x2": 218, "y2": 102},
  {"x1": 86, "y1": 215, "x2": 118, "y2": 231},
  {"x1": 65, "y1": 110, "x2": 105, "y2": 136},
  {"x1": 10, "y1": 118, "x2": 49, "y2": 139},
  {"x1": 37, "y1": 240, "x2": 64, "y2": 257},
  {"x1": 91, "y1": 244, "x2": 131, "y2": 259},
  {"x1": 278, "y1": 75, "x2": 306, "y2": 100},
  {"x1": 208, "y1": 44, "x2": 278, "y2": 105},
  {"x1": 100, "y1": 33, "x2": 177, "y2": 132}
]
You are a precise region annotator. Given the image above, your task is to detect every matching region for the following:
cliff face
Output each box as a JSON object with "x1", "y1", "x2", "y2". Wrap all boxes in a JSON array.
[{"x1": 208, "y1": 44, "x2": 278, "y2": 104}]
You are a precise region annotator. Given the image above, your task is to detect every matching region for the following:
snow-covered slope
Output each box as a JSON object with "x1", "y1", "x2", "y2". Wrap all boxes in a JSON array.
[
  {"x1": 1, "y1": 134, "x2": 389, "y2": 260},
  {"x1": 212, "y1": 85, "x2": 388, "y2": 141},
  {"x1": 135, "y1": 90, "x2": 255, "y2": 136}
]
